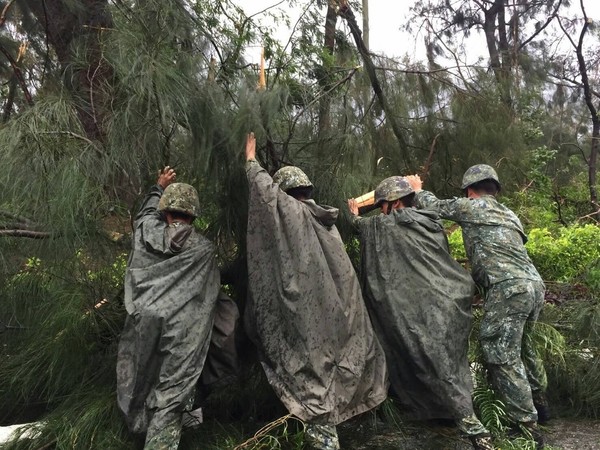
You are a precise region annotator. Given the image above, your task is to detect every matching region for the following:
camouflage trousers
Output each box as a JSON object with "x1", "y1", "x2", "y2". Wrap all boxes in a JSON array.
[
  {"x1": 143, "y1": 395, "x2": 196, "y2": 450},
  {"x1": 480, "y1": 279, "x2": 548, "y2": 424},
  {"x1": 305, "y1": 424, "x2": 340, "y2": 450},
  {"x1": 456, "y1": 413, "x2": 489, "y2": 437},
  {"x1": 144, "y1": 417, "x2": 182, "y2": 450}
]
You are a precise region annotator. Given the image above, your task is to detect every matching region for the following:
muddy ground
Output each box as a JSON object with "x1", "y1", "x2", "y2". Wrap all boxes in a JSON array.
[{"x1": 337, "y1": 416, "x2": 600, "y2": 449}]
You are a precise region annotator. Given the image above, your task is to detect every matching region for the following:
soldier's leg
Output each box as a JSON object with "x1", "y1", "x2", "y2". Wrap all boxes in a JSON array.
[
  {"x1": 522, "y1": 324, "x2": 548, "y2": 394},
  {"x1": 198, "y1": 291, "x2": 241, "y2": 401},
  {"x1": 456, "y1": 415, "x2": 493, "y2": 450},
  {"x1": 522, "y1": 281, "x2": 550, "y2": 423},
  {"x1": 456, "y1": 414, "x2": 489, "y2": 436},
  {"x1": 144, "y1": 304, "x2": 213, "y2": 449},
  {"x1": 480, "y1": 281, "x2": 538, "y2": 424},
  {"x1": 305, "y1": 423, "x2": 340, "y2": 450},
  {"x1": 144, "y1": 416, "x2": 182, "y2": 450}
]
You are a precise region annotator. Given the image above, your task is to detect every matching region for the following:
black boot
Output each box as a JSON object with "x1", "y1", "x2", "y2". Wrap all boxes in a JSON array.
[
  {"x1": 469, "y1": 433, "x2": 494, "y2": 450},
  {"x1": 535, "y1": 402, "x2": 551, "y2": 424},
  {"x1": 510, "y1": 422, "x2": 545, "y2": 449},
  {"x1": 533, "y1": 391, "x2": 551, "y2": 424}
]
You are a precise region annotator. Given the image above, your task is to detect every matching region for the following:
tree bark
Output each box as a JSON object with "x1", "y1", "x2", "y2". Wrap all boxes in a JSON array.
[
  {"x1": 483, "y1": 0, "x2": 512, "y2": 108},
  {"x1": 317, "y1": 1, "x2": 338, "y2": 139},
  {"x1": 25, "y1": 0, "x2": 113, "y2": 142},
  {"x1": 362, "y1": 0, "x2": 369, "y2": 50},
  {"x1": 574, "y1": 18, "x2": 599, "y2": 211}
]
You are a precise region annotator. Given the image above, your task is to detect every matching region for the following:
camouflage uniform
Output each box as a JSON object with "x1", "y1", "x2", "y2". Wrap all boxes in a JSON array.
[
  {"x1": 245, "y1": 161, "x2": 388, "y2": 450},
  {"x1": 354, "y1": 177, "x2": 489, "y2": 441},
  {"x1": 116, "y1": 183, "x2": 222, "y2": 450},
  {"x1": 415, "y1": 169, "x2": 547, "y2": 425}
]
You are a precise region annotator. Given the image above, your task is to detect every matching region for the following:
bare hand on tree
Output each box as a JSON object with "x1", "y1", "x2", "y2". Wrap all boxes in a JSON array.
[
  {"x1": 158, "y1": 166, "x2": 176, "y2": 189},
  {"x1": 405, "y1": 175, "x2": 422, "y2": 192},
  {"x1": 347, "y1": 198, "x2": 359, "y2": 216},
  {"x1": 246, "y1": 132, "x2": 256, "y2": 161}
]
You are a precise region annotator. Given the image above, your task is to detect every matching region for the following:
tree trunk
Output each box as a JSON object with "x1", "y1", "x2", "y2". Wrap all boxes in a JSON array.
[
  {"x1": 483, "y1": 0, "x2": 512, "y2": 108},
  {"x1": 25, "y1": 0, "x2": 113, "y2": 142},
  {"x1": 574, "y1": 18, "x2": 599, "y2": 211},
  {"x1": 317, "y1": 1, "x2": 338, "y2": 140},
  {"x1": 338, "y1": 1, "x2": 413, "y2": 172},
  {"x1": 362, "y1": 0, "x2": 369, "y2": 50}
]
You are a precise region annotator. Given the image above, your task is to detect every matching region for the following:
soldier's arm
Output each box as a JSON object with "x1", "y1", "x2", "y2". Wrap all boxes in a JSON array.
[
  {"x1": 414, "y1": 191, "x2": 469, "y2": 222},
  {"x1": 405, "y1": 174, "x2": 468, "y2": 222},
  {"x1": 134, "y1": 167, "x2": 176, "y2": 223},
  {"x1": 347, "y1": 198, "x2": 368, "y2": 232},
  {"x1": 245, "y1": 133, "x2": 298, "y2": 210}
]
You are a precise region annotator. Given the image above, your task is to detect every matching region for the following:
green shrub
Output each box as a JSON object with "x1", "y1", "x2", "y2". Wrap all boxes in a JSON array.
[
  {"x1": 447, "y1": 228, "x2": 466, "y2": 261},
  {"x1": 526, "y1": 224, "x2": 600, "y2": 286}
]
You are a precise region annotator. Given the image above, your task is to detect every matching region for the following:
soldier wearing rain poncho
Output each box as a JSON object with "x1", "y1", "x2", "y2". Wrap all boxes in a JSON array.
[
  {"x1": 348, "y1": 176, "x2": 493, "y2": 450},
  {"x1": 244, "y1": 133, "x2": 388, "y2": 450},
  {"x1": 116, "y1": 167, "x2": 224, "y2": 450}
]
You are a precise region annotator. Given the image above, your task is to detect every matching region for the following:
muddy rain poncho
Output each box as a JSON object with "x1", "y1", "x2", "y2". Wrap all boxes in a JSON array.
[
  {"x1": 245, "y1": 161, "x2": 388, "y2": 425},
  {"x1": 117, "y1": 185, "x2": 220, "y2": 436},
  {"x1": 354, "y1": 207, "x2": 476, "y2": 420}
]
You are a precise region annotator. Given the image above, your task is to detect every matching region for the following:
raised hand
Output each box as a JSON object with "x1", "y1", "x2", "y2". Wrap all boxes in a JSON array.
[
  {"x1": 246, "y1": 132, "x2": 256, "y2": 161},
  {"x1": 157, "y1": 166, "x2": 176, "y2": 189}
]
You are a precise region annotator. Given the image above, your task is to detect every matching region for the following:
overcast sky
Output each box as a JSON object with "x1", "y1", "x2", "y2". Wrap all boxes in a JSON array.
[{"x1": 237, "y1": 0, "x2": 600, "y2": 64}]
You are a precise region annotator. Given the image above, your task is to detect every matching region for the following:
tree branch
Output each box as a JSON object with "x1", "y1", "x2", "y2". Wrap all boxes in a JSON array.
[
  {"x1": 0, "y1": 43, "x2": 34, "y2": 105},
  {"x1": 337, "y1": 0, "x2": 413, "y2": 171},
  {"x1": 0, "y1": 210, "x2": 37, "y2": 227},
  {"x1": 518, "y1": 0, "x2": 563, "y2": 50},
  {"x1": 0, "y1": 230, "x2": 52, "y2": 239},
  {"x1": 0, "y1": 0, "x2": 16, "y2": 27},
  {"x1": 547, "y1": 73, "x2": 600, "y2": 100}
]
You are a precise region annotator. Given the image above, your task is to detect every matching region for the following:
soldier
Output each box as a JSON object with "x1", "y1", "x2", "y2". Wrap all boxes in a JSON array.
[
  {"x1": 407, "y1": 165, "x2": 549, "y2": 449},
  {"x1": 348, "y1": 176, "x2": 493, "y2": 450},
  {"x1": 244, "y1": 133, "x2": 388, "y2": 450},
  {"x1": 117, "y1": 167, "x2": 222, "y2": 450}
]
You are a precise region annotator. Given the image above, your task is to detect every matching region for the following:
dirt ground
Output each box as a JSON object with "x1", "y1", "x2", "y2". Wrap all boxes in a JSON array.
[{"x1": 338, "y1": 416, "x2": 600, "y2": 450}]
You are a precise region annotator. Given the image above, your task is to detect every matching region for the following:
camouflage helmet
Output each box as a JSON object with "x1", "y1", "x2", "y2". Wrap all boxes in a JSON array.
[
  {"x1": 461, "y1": 164, "x2": 501, "y2": 190},
  {"x1": 273, "y1": 166, "x2": 313, "y2": 192},
  {"x1": 374, "y1": 176, "x2": 414, "y2": 205},
  {"x1": 158, "y1": 183, "x2": 200, "y2": 217}
]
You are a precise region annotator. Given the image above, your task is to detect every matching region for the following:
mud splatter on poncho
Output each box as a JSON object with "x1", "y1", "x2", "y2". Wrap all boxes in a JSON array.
[
  {"x1": 354, "y1": 207, "x2": 476, "y2": 420},
  {"x1": 245, "y1": 160, "x2": 388, "y2": 425}
]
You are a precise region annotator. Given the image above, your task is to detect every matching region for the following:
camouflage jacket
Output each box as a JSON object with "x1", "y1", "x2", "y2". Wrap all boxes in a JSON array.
[
  {"x1": 415, "y1": 191, "x2": 542, "y2": 287},
  {"x1": 245, "y1": 160, "x2": 388, "y2": 425}
]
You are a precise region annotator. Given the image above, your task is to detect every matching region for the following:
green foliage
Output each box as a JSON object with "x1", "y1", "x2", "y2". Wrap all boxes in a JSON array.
[
  {"x1": 504, "y1": 146, "x2": 595, "y2": 229},
  {"x1": 1, "y1": 0, "x2": 600, "y2": 448},
  {"x1": 541, "y1": 300, "x2": 600, "y2": 418},
  {"x1": 447, "y1": 228, "x2": 466, "y2": 261},
  {"x1": 472, "y1": 382, "x2": 507, "y2": 435},
  {"x1": 526, "y1": 225, "x2": 600, "y2": 287},
  {"x1": 2, "y1": 388, "x2": 130, "y2": 450},
  {"x1": 377, "y1": 398, "x2": 405, "y2": 432},
  {"x1": 0, "y1": 249, "x2": 125, "y2": 423}
]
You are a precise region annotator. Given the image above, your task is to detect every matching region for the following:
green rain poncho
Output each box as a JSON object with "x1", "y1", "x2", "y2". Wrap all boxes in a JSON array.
[
  {"x1": 354, "y1": 207, "x2": 476, "y2": 420},
  {"x1": 117, "y1": 185, "x2": 220, "y2": 437},
  {"x1": 245, "y1": 161, "x2": 388, "y2": 425}
]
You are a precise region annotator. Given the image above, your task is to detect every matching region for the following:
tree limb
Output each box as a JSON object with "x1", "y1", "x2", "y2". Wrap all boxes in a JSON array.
[
  {"x1": 518, "y1": 0, "x2": 563, "y2": 50},
  {"x1": 0, "y1": 230, "x2": 52, "y2": 239},
  {"x1": 547, "y1": 73, "x2": 600, "y2": 100},
  {"x1": 337, "y1": 0, "x2": 413, "y2": 171},
  {"x1": 0, "y1": 44, "x2": 34, "y2": 105},
  {"x1": 0, "y1": 0, "x2": 16, "y2": 27}
]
